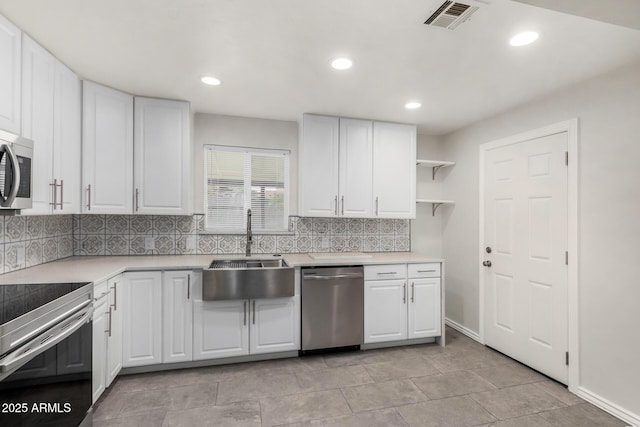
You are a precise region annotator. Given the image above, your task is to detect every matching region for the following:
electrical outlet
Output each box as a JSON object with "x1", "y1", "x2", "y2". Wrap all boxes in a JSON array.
[
  {"x1": 321, "y1": 236, "x2": 331, "y2": 249},
  {"x1": 144, "y1": 236, "x2": 155, "y2": 250},
  {"x1": 186, "y1": 236, "x2": 196, "y2": 250}
]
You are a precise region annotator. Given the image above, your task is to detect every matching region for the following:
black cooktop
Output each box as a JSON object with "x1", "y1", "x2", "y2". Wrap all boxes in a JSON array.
[{"x1": 0, "y1": 282, "x2": 90, "y2": 324}]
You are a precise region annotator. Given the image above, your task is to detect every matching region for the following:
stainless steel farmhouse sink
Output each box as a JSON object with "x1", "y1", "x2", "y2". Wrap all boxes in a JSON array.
[{"x1": 202, "y1": 258, "x2": 294, "y2": 300}]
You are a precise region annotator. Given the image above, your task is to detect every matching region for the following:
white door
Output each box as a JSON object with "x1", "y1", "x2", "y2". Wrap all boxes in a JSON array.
[
  {"x1": 483, "y1": 132, "x2": 568, "y2": 383},
  {"x1": 0, "y1": 14, "x2": 21, "y2": 133},
  {"x1": 339, "y1": 118, "x2": 373, "y2": 217},
  {"x1": 300, "y1": 114, "x2": 339, "y2": 217},
  {"x1": 408, "y1": 278, "x2": 441, "y2": 339},
  {"x1": 372, "y1": 122, "x2": 416, "y2": 219},
  {"x1": 162, "y1": 271, "x2": 193, "y2": 363},
  {"x1": 21, "y1": 34, "x2": 55, "y2": 214},
  {"x1": 82, "y1": 81, "x2": 133, "y2": 214},
  {"x1": 134, "y1": 97, "x2": 191, "y2": 215},
  {"x1": 106, "y1": 275, "x2": 123, "y2": 386},
  {"x1": 364, "y1": 279, "x2": 407, "y2": 343},
  {"x1": 52, "y1": 61, "x2": 81, "y2": 214},
  {"x1": 250, "y1": 296, "x2": 300, "y2": 354},
  {"x1": 122, "y1": 272, "x2": 162, "y2": 367},
  {"x1": 193, "y1": 300, "x2": 249, "y2": 360}
]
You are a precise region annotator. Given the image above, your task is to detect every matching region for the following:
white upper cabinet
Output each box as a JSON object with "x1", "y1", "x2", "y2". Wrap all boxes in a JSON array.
[
  {"x1": 339, "y1": 118, "x2": 373, "y2": 217},
  {"x1": 82, "y1": 81, "x2": 134, "y2": 214},
  {"x1": 0, "y1": 14, "x2": 21, "y2": 134},
  {"x1": 299, "y1": 114, "x2": 340, "y2": 217},
  {"x1": 300, "y1": 114, "x2": 415, "y2": 219},
  {"x1": 373, "y1": 122, "x2": 416, "y2": 219},
  {"x1": 53, "y1": 61, "x2": 81, "y2": 214},
  {"x1": 21, "y1": 34, "x2": 55, "y2": 214},
  {"x1": 134, "y1": 97, "x2": 191, "y2": 215}
]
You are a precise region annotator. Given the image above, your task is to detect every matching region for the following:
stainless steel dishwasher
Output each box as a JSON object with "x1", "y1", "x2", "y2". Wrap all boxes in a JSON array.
[{"x1": 301, "y1": 266, "x2": 364, "y2": 351}]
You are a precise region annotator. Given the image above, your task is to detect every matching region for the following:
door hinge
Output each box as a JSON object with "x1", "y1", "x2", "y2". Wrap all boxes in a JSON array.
[
  {"x1": 565, "y1": 351, "x2": 569, "y2": 366},
  {"x1": 565, "y1": 251, "x2": 568, "y2": 265},
  {"x1": 565, "y1": 152, "x2": 568, "y2": 166}
]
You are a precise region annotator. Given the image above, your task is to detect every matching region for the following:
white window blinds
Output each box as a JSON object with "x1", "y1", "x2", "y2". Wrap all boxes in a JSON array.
[{"x1": 204, "y1": 146, "x2": 289, "y2": 232}]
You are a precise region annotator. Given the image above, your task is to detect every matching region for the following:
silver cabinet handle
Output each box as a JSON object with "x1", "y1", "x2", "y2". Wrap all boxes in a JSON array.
[
  {"x1": 417, "y1": 270, "x2": 436, "y2": 273},
  {"x1": 60, "y1": 179, "x2": 64, "y2": 209},
  {"x1": 49, "y1": 179, "x2": 58, "y2": 209},
  {"x1": 135, "y1": 188, "x2": 140, "y2": 212},
  {"x1": 334, "y1": 195, "x2": 338, "y2": 215},
  {"x1": 187, "y1": 274, "x2": 191, "y2": 300},
  {"x1": 341, "y1": 195, "x2": 344, "y2": 215},
  {"x1": 243, "y1": 301, "x2": 247, "y2": 326},
  {"x1": 105, "y1": 306, "x2": 112, "y2": 337},
  {"x1": 375, "y1": 196, "x2": 379, "y2": 216},
  {"x1": 403, "y1": 283, "x2": 406, "y2": 304},
  {"x1": 252, "y1": 300, "x2": 256, "y2": 324},
  {"x1": 86, "y1": 184, "x2": 91, "y2": 210},
  {"x1": 411, "y1": 282, "x2": 415, "y2": 303},
  {"x1": 111, "y1": 282, "x2": 117, "y2": 311},
  {"x1": 377, "y1": 271, "x2": 397, "y2": 275}
]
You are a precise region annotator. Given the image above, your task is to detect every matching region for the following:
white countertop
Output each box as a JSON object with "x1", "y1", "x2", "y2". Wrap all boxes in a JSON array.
[{"x1": 0, "y1": 252, "x2": 444, "y2": 285}]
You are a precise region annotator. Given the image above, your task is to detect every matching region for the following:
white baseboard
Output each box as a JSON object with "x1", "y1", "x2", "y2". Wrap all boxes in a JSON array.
[
  {"x1": 445, "y1": 318, "x2": 482, "y2": 343},
  {"x1": 576, "y1": 386, "x2": 640, "y2": 426}
]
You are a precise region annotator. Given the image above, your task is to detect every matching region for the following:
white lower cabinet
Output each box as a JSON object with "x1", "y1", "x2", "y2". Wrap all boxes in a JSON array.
[
  {"x1": 162, "y1": 271, "x2": 195, "y2": 363},
  {"x1": 193, "y1": 296, "x2": 300, "y2": 361},
  {"x1": 105, "y1": 275, "x2": 123, "y2": 386},
  {"x1": 250, "y1": 296, "x2": 300, "y2": 355},
  {"x1": 92, "y1": 281, "x2": 108, "y2": 404},
  {"x1": 193, "y1": 299, "x2": 249, "y2": 360},
  {"x1": 364, "y1": 264, "x2": 441, "y2": 344},
  {"x1": 122, "y1": 272, "x2": 162, "y2": 367}
]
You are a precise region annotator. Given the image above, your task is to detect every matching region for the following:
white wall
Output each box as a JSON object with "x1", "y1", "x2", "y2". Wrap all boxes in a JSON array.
[
  {"x1": 193, "y1": 113, "x2": 299, "y2": 214},
  {"x1": 411, "y1": 134, "x2": 446, "y2": 257},
  {"x1": 442, "y1": 60, "x2": 640, "y2": 420}
]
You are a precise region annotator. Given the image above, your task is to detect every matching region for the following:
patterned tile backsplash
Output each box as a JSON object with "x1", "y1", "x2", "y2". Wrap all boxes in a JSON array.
[
  {"x1": 73, "y1": 215, "x2": 411, "y2": 256},
  {"x1": 0, "y1": 214, "x2": 410, "y2": 274},
  {"x1": 1, "y1": 215, "x2": 73, "y2": 274}
]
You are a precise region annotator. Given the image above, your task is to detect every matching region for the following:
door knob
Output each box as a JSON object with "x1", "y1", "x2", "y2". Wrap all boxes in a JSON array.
[{"x1": 482, "y1": 260, "x2": 492, "y2": 267}]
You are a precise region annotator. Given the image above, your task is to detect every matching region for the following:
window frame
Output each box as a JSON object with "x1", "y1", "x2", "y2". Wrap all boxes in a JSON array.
[{"x1": 203, "y1": 144, "x2": 290, "y2": 234}]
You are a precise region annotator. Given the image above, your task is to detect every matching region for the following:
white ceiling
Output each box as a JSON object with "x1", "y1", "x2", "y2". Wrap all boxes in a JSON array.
[{"x1": 1, "y1": 0, "x2": 640, "y2": 135}]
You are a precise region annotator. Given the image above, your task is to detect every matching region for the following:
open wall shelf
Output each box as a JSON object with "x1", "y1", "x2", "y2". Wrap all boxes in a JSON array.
[
  {"x1": 416, "y1": 159, "x2": 455, "y2": 180},
  {"x1": 416, "y1": 199, "x2": 455, "y2": 216}
]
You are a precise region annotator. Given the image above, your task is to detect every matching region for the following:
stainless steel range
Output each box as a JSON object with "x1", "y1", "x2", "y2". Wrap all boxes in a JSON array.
[{"x1": 0, "y1": 282, "x2": 93, "y2": 426}]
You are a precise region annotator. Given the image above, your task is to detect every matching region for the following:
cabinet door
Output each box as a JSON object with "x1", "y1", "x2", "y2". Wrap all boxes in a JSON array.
[
  {"x1": 408, "y1": 278, "x2": 441, "y2": 339},
  {"x1": 134, "y1": 97, "x2": 191, "y2": 215},
  {"x1": 106, "y1": 275, "x2": 123, "y2": 386},
  {"x1": 250, "y1": 296, "x2": 300, "y2": 355},
  {"x1": 0, "y1": 14, "x2": 21, "y2": 134},
  {"x1": 82, "y1": 81, "x2": 133, "y2": 214},
  {"x1": 92, "y1": 298, "x2": 107, "y2": 404},
  {"x1": 162, "y1": 271, "x2": 193, "y2": 363},
  {"x1": 372, "y1": 122, "x2": 416, "y2": 219},
  {"x1": 339, "y1": 118, "x2": 373, "y2": 217},
  {"x1": 193, "y1": 299, "x2": 249, "y2": 360},
  {"x1": 21, "y1": 34, "x2": 55, "y2": 215},
  {"x1": 52, "y1": 61, "x2": 81, "y2": 214},
  {"x1": 364, "y1": 279, "x2": 407, "y2": 343},
  {"x1": 300, "y1": 114, "x2": 339, "y2": 217},
  {"x1": 122, "y1": 272, "x2": 162, "y2": 367}
]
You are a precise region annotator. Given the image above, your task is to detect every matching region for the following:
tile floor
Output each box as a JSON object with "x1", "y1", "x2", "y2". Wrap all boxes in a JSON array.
[{"x1": 93, "y1": 327, "x2": 626, "y2": 426}]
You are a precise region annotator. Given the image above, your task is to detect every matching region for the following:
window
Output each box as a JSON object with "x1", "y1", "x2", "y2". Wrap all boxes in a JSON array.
[{"x1": 204, "y1": 145, "x2": 290, "y2": 232}]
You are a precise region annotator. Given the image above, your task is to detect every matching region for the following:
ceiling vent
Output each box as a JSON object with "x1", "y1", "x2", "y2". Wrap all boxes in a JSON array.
[{"x1": 424, "y1": 1, "x2": 481, "y2": 30}]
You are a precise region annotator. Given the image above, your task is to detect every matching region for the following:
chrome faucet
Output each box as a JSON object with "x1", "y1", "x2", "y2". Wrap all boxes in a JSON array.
[{"x1": 246, "y1": 209, "x2": 253, "y2": 256}]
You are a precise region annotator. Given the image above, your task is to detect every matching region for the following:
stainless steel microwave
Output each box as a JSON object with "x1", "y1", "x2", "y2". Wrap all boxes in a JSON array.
[{"x1": 0, "y1": 129, "x2": 33, "y2": 211}]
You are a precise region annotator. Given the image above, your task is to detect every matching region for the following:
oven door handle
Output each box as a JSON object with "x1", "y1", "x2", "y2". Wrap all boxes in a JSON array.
[
  {"x1": 0, "y1": 143, "x2": 20, "y2": 208},
  {"x1": 0, "y1": 307, "x2": 93, "y2": 378}
]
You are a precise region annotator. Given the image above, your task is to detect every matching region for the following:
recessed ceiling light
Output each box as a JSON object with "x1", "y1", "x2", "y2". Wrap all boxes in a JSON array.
[
  {"x1": 331, "y1": 58, "x2": 353, "y2": 70},
  {"x1": 509, "y1": 31, "x2": 539, "y2": 47},
  {"x1": 405, "y1": 102, "x2": 422, "y2": 109},
  {"x1": 201, "y1": 76, "x2": 221, "y2": 86}
]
